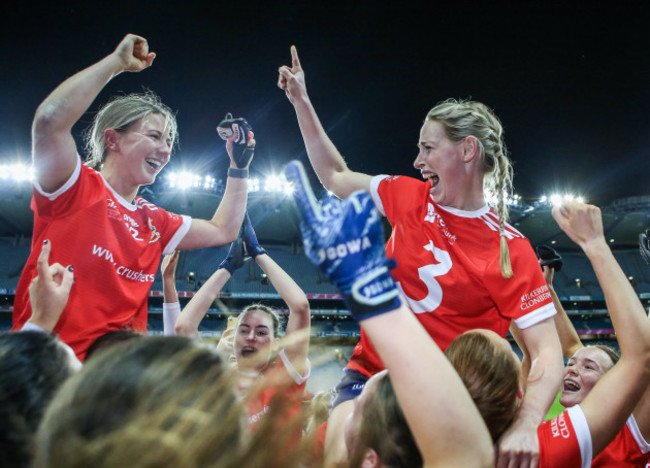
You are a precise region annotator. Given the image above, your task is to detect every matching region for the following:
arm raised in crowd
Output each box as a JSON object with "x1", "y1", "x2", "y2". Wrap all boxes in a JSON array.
[
  {"x1": 278, "y1": 46, "x2": 373, "y2": 198},
  {"x1": 552, "y1": 201, "x2": 650, "y2": 457},
  {"x1": 33, "y1": 34, "x2": 155, "y2": 193},
  {"x1": 174, "y1": 240, "x2": 247, "y2": 337},
  {"x1": 242, "y1": 213, "x2": 311, "y2": 374}
]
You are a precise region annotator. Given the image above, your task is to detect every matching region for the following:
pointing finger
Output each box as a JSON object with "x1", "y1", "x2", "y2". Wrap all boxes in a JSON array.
[
  {"x1": 36, "y1": 239, "x2": 52, "y2": 277},
  {"x1": 291, "y1": 45, "x2": 301, "y2": 69}
]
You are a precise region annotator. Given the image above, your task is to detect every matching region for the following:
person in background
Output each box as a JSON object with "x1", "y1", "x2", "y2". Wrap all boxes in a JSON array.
[{"x1": 172, "y1": 214, "x2": 311, "y2": 439}]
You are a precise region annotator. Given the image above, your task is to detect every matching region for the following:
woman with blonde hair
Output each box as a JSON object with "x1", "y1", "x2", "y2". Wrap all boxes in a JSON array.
[
  {"x1": 278, "y1": 46, "x2": 562, "y2": 466},
  {"x1": 284, "y1": 160, "x2": 494, "y2": 467},
  {"x1": 12, "y1": 33, "x2": 255, "y2": 360}
]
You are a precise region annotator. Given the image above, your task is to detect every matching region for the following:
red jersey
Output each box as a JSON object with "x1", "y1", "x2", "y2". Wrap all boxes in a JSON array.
[
  {"x1": 12, "y1": 158, "x2": 190, "y2": 359},
  {"x1": 539, "y1": 406, "x2": 650, "y2": 468},
  {"x1": 244, "y1": 350, "x2": 310, "y2": 447},
  {"x1": 347, "y1": 175, "x2": 556, "y2": 376},
  {"x1": 538, "y1": 405, "x2": 593, "y2": 468},
  {"x1": 592, "y1": 413, "x2": 650, "y2": 467}
]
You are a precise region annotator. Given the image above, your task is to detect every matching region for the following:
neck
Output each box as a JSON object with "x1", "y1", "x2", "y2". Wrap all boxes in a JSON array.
[{"x1": 100, "y1": 159, "x2": 139, "y2": 203}]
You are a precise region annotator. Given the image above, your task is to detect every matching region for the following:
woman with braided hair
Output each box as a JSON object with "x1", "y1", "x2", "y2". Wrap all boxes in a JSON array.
[{"x1": 278, "y1": 46, "x2": 563, "y2": 467}]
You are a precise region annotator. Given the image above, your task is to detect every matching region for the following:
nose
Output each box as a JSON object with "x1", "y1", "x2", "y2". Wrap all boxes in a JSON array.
[
  {"x1": 413, "y1": 150, "x2": 424, "y2": 170},
  {"x1": 158, "y1": 141, "x2": 172, "y2": 158},
  {"x1": 246, "y1": 330, "x2": 256, "y2": 341}
]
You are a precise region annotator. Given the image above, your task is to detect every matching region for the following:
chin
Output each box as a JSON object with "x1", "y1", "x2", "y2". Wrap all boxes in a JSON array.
[{"x1": 559, "y1": 394, "x2": 581, "y2": 408}]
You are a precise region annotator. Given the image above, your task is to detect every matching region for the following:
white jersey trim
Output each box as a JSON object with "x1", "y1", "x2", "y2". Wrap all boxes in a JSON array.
[
  {"x1": 369, "y1": 175, "x2": 389, "y2": 216},
  {"x1": 33, "y1": 156, "x2": 82, "y2": 201},
  {"x1": 436, "y1": 202, "x2": 490, "y2": 218},
  {"x1": 627, "y1": 413, "x2": 650, "y2": 454},
  {"x1": 163, "y1": 216, "x2": 191, "y2": 255},
  {"x1": 100, "y1": 174, "x2": 142, "y2": 212},
  {"x1": 279, "y1": 348, "x2": 311, "y2": 385},
  {"x1": 513, "y1": 303, "x2": 557, "y2": 330},
  {"x1": 568, "y1": 405, "x2": 593, "y2": 468}
]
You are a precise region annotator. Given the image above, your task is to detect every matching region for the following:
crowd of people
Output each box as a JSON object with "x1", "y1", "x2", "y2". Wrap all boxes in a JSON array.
[{"x1": 1, "y1": 34, "x2": 648, "y2": 467}]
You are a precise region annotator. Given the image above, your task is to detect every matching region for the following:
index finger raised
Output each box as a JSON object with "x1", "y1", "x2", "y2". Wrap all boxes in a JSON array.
[
  {"x1": 36, "y1": 240, "x2": 52, "y2": 276},
  {"x1": 290, "y1": 45, "x2": 301, "y2": 69}
]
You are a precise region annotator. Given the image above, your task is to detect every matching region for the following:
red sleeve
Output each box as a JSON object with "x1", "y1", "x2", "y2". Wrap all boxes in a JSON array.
[
  {"x1": 484, "y1": 235, "x2": 556, "y2": 327},
  {"x1": 32, "y1": 159, "x2": 104, "y2": 221},
  {"x1": 370, "y1": 174, "x2": 429, "y2": 224}
]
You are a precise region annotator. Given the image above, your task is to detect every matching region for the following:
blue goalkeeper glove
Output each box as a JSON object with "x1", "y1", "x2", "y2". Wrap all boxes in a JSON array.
[
  {"x1": 242, "y1": 213, "x2": 266, "y2": 259},
  {"x1": 218, "y1": 238, "x2": 248, "y2": 275},
  {"x1": 284, "y1": 160, "x2": 400, "y2": 321},
  {"x1": 217, "y1": 113, "x2": 255, "y2": 168}
]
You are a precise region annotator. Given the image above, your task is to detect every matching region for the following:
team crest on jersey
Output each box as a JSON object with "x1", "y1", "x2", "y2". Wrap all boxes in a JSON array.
[
  {"x1": 424, "y1": 203, "x2": 456, "y2": 245},
  {"x1": 106, "y1": 198, "x2": 121, "y2": 221},
  {"x1": 148, "y1": 218, "x2": 161, "y2": 244}
]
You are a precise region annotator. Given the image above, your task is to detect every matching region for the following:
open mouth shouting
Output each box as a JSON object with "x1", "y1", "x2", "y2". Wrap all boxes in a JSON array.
[
  {"x1": 563, "y1": 378, "x2": 580, "y2": 393},
  {"x1": 240, "y1": 346, "x2": 257, "y2": 358}
]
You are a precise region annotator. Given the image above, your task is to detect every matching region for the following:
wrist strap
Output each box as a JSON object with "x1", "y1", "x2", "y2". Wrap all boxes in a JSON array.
[{"x1": 228, "y1": 167, "x2": 249, "y2": 179}]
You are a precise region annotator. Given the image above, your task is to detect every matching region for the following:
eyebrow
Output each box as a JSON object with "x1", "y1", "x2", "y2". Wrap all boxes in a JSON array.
[{"x1": 239, "y1": 324, "x2": 270, "y2": 330}]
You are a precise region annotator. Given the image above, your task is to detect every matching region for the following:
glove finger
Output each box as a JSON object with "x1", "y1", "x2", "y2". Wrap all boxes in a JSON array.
[{"x1": 285, "y1": 160, "x2": 323, "y2": 226}]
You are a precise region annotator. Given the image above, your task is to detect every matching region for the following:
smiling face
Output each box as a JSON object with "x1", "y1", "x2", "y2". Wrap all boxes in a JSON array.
[
  {"x1": 105, "y1": 113, "x2": 173, "y2": 191},
  {"x1": 413, "y1": 120, "x2": 473, "y2": 209},
  {"x1": 233, "y1": 309, "x2": 277, "y2": 372},
  {"x1": 560, "y1": 346, "x2": 615, "y2": 408}
]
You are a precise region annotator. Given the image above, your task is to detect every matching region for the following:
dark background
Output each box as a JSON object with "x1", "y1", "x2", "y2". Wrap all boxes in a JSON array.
[{"x1": 2, "y1": 1, "x2": 649, "y2": 204}]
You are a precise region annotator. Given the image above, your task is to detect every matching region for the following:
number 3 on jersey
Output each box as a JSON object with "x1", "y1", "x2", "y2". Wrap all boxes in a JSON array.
[{"x1": 397, "y1": 240, "x2": 452, "y2": 314}]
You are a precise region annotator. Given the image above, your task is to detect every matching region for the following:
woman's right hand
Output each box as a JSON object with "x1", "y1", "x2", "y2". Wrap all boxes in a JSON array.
[
  {"x1": 278, "y1": 45, "x2": 308, "y2": 104},
  {"x1": 113, "y1": 33, "x2": 156, "y2": 72}
]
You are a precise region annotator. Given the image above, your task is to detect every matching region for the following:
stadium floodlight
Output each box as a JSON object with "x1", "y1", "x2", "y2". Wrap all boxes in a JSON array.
[
  {"x1": 264, "y1": 175, "x2": 284, "y2": 193},
  {"x1": 203, "y1": 176, "x2": 216, "y2": 190},
  {"x1": 249, "y1": 177, "x2": 260, "y2": 193},
  {"x1": 0, "y1": 163, "x2": 34, "y2": 182},
  {"x1": 548, "y1": 193, "x2": 587, "y2": 207}
]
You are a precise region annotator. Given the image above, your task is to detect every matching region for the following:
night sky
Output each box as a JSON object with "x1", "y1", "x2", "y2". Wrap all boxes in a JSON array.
[{"x1": 2, "y1": 2, "x2": 649, "y2": 205}]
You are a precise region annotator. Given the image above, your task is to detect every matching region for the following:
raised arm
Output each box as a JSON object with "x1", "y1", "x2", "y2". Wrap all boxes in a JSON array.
[
  {"x1": 161, "y1": 251, "x2": 180, "y2": 336},
  {"x1": 174, "y1": 240, "x2": 247, "y2": 337},
  {"x1": 33, "y1": 34, "x2": 155, "y2": 193},
  {"x1": 285, "y1": 160, "x2": 493, "y2": 467},
  {"x1": 178, "y1": 117, "x2": 255, "y2": 250},
  {"x1": 242, "y1": 214, "x2": 310, "y2": 373},
  {"x1": 552, "y1": 201, "x2": 650, "y2": 456},
  {"x1": 278, "y1": 46, "x2": 373, "y2": 198}
]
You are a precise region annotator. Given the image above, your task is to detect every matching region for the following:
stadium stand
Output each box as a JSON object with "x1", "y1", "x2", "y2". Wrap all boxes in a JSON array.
[{"x1": 1, "y1": 184, "x2": 648, "y2": 391}]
